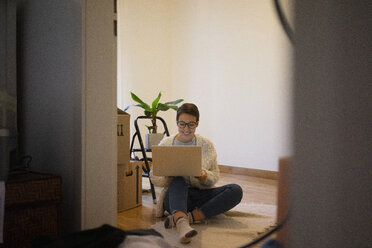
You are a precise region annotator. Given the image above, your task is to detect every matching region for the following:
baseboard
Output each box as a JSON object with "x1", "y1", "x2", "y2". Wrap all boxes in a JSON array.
[{"x1": 219, "y1": 164, "x2": 278, "y2": 180}]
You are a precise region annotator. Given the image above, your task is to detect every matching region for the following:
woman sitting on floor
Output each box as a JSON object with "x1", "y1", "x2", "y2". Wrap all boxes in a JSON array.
[{"x1": 150, "y1": 103, "x2": 243, "y2": 244}]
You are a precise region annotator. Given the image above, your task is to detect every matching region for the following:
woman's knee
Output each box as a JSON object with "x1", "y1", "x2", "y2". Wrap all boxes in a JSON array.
[{"x1": 229, "y1": 184, "x2": 243, "y2": 203}]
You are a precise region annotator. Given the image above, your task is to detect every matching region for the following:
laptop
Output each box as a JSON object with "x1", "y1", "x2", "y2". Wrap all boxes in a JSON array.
[{"x1": 151, "y1": 145, "x2": 202, "y2": 176}]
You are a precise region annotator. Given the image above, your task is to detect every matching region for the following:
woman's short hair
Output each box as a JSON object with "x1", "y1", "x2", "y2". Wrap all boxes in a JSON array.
[{"x1": 176, "y1": 103, "x2": 200, "y2": 122}]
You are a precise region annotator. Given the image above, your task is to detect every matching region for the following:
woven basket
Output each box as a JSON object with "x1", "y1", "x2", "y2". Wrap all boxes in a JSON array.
[{"x1": 1, "y1": 172, "x2": 62, "y2": 248}]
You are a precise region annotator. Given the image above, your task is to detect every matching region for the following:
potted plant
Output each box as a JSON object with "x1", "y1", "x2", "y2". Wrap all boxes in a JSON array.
[{"x1": 127, "y1": 92, "x2": 183, "y2": 148}]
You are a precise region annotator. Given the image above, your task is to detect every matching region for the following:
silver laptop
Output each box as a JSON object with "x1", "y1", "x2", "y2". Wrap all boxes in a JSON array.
[{"x1": 151, "y1": 146, "x2": 202, "y2": 176}]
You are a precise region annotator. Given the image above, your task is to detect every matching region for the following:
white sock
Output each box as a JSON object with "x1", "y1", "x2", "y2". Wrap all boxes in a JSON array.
[{"x1": 176, "y1": 217, "x2": 198, "y2": 243}]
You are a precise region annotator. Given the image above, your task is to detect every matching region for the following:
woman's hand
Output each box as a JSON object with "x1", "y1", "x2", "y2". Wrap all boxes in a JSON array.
[{"x1": 195, "y1": 170, "x2": 207, "y2": 182}]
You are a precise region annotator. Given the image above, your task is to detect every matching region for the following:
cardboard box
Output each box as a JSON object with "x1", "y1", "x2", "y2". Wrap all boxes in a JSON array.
[
  {"x1": 117, "y1": 161, "x2": 142, "y2": 212},
  {"x1": 117, "y1": 108, "x2": 130, "y2": 165}
]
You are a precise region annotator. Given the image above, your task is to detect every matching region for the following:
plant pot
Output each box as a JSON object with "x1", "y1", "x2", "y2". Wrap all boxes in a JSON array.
[{"x1": 145, "y1": 133, "x2": 164, "y2": 149}]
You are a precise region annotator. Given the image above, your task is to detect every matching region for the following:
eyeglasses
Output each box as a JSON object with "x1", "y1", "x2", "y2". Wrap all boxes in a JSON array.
[{"x1": 177, "y1": 121, "x2": 198, "y2": 129}]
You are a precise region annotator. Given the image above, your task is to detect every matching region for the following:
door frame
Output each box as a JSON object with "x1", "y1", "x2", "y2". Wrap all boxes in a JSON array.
[{"x1": 80, "y1": 0, "x2": 117, "y2": 229}]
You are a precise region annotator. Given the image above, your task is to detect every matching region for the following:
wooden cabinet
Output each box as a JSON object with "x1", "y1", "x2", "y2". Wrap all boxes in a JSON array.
[{"x1": 1, "y1": 172, "x2": 62, "y2": 248}]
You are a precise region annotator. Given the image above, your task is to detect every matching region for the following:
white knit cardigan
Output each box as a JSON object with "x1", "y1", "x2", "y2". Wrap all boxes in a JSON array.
[{"x1": 150, "y1": 133, "x2": 220, "y2": 217}]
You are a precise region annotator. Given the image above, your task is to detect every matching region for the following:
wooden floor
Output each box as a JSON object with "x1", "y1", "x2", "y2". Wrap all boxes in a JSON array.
[{"x1": 117, "y1": 172, "x2": 278, "y2": 231}]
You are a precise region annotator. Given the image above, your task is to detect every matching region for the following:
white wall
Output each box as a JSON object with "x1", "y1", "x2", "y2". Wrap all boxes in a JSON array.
[{"x1": 118, "y1": 0, "x2": 293, "y2": 171}]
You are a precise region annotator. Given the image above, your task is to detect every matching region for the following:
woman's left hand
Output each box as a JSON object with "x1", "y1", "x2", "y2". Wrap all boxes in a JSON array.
[{"x1": 195, "y1": 170, "x2": 207, "y2": 182}]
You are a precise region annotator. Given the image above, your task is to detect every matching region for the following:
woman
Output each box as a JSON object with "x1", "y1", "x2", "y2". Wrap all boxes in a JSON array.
[{"x1": 150, "y1": 103, "x2": 243, "y2": 244}]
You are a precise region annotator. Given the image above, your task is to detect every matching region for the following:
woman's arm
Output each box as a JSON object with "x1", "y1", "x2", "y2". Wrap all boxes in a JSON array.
[
  {"x1": 199, "y1": 145, "x2": 219, "y2": 186},
  {"x1": 149, "y1": 134, "x2": 175, "y2": 186},
  {"x1": 190, "y1": 137, "x2": 220, "y2": 188},
  {"x1": 149, "y1": 169, "x2": 170, "y2": 187}
]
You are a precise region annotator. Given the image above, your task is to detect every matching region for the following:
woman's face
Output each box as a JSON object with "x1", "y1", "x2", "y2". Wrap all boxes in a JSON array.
[{"x1": 176, "y1": 113, "x2": 198, "y2": 143}]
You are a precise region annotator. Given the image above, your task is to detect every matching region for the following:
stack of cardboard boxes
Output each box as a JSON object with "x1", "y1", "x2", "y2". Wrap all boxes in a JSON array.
[{"x1": 117, "y1": 109, "x2": 142, "y2": 212}]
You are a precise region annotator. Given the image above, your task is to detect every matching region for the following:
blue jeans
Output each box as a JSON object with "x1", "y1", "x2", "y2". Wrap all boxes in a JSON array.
[{"x1": 163, "y1": 177, "x2": 243, "y2": 219}]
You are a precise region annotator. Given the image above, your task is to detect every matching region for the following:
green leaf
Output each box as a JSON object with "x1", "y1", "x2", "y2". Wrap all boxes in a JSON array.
[
  {"x1": 144, "y1": 110, "x2": 152, "y2": 117},
  {"x1": 157, "y1": 103, "x2": 170, "y2": 111},
  {"x1": 164, "y1": 99, "x2": 184, "y2": 105},
  {"x1": 167, "y1": 105, "x2": 178, "y2": 111},
  {"x1": 152, "y1": 109, "x2": 159, "y2": 117},
  {"x1": 131, "y1": 92, "x2": 151, "y2": 111},
  {"x1": 145, "y1": 125, "x2": 153, "y2": 133},
  {"x1": 130, "y1": 92, "x2": 183, "y2": 119},
  {"x1": 152, "y1": 92, "x2": 162, "y2": 110}
]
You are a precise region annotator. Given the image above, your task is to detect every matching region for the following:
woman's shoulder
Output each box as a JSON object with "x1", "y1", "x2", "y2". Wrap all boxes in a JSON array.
[
  {"x1": 195, "y1": 134, "x2": 215, "y2": 147},
  {"x1": 159, "y1": 134, "x2": 176, "y2": 145}
]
